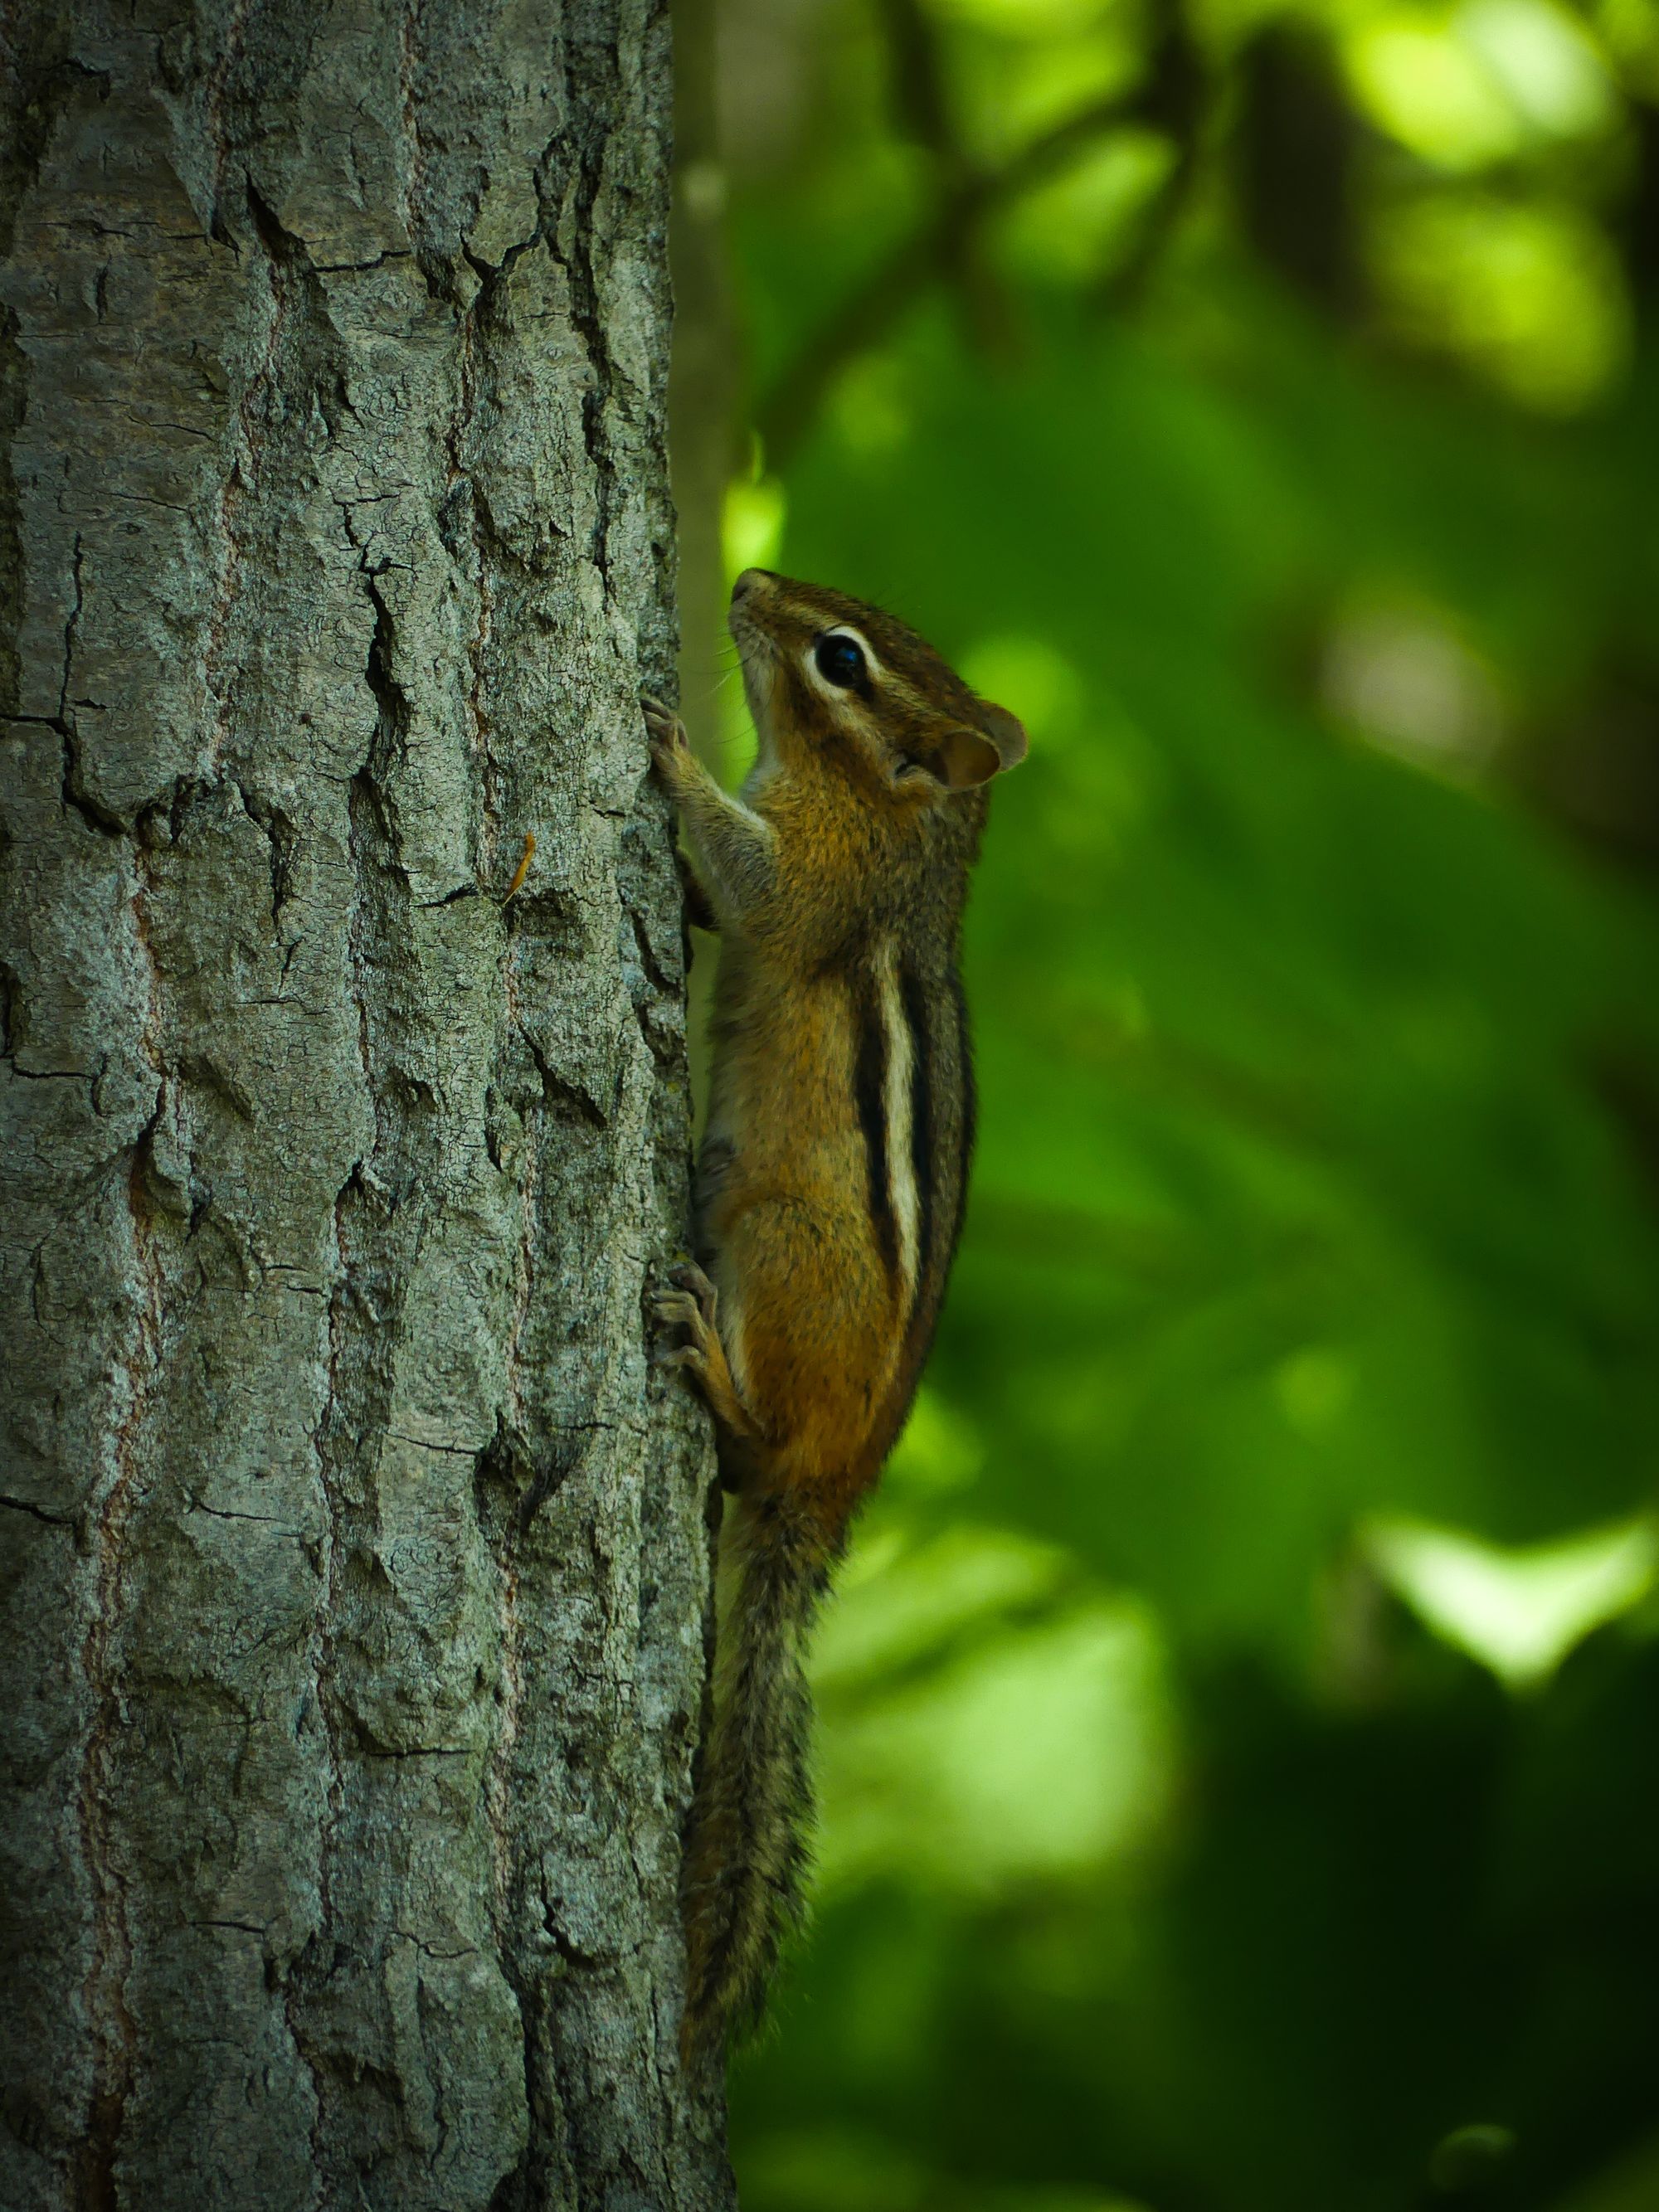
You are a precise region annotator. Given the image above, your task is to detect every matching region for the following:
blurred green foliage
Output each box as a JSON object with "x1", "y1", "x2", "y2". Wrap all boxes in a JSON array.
[{"x1": 679, "y1": 1, "x2": 1659, "y2": 2204}]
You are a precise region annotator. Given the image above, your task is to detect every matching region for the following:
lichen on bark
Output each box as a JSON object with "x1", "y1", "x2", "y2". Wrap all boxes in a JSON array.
[{"x1": 0, "y1": 6, "x2": 732, "y2": 2206}]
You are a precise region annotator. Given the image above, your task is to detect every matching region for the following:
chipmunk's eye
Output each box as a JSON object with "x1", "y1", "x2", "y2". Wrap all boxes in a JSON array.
[{"x1": 814, "y1": 631, "x2": 867, "y2": 689}]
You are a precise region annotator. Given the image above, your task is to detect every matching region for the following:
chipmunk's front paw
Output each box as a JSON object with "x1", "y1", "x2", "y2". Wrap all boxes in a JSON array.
[
  {"x1": 651, "y1": 1262, "x2": 718, "y2": 1377},
  {"x1": 669, "y1": 1261, "x2": 718, "y2": 1324},
  {"x1": 641, "y1": 694, "x2": 693, "y2": 788}
]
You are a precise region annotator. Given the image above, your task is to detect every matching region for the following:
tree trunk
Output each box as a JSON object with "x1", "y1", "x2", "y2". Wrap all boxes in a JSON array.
[
  {"x1": 664, "y1": 0, "x2": 737, "y2": 765},
  {"x1": 0, "y1": 7, "x2": 733, "y2": 2208}
]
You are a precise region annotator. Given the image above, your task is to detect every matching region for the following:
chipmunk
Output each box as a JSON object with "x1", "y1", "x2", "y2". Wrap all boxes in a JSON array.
[{"x1": 645, "y1": 568, "x2": 1025, "y2": 2067}]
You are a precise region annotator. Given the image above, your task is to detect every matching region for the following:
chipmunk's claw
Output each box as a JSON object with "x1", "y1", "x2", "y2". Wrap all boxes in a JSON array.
[
  {"x1": 641, "y1": 694, "x2": 691, "y2": 765},
  {"x1": 653, "y1": 1260, "x2": 723, "y2": 1401},
  {"x1": 668, "y1": 1262, "x2": 718, "y2": 1329},
  {"x1": 652, "y1": 1268, "x2": 718, "y2": 1372},
  {"x1": 650, "y1": 1264, "x2": 762, "y2": 1441}
]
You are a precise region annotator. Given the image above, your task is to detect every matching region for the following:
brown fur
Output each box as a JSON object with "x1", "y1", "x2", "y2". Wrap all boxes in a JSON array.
[{"x1": 646, "y1": 570, "x2": 1025, "y2": 2068}]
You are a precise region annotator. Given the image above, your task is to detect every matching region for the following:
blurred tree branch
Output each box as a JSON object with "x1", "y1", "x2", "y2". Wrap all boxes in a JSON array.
[
  {"x1": 879, "y1": 0, "x2": 1005, "y2": 353},
  {"x1": 1233, "y1": 21, "x2": 1365, "y2": 320},
  {"x1": 1618, "y1": 98, "x2": 1659, "y2": 318},
  {"x1": 881, "y1": 0, "x2": 961, "y2": 169},
  {"x1": 757, "y1": 0, "x2": 1205, "y2": 470},
  {"x1": 1095, "y1": 0, "x2": 1205, "y2": 310}
]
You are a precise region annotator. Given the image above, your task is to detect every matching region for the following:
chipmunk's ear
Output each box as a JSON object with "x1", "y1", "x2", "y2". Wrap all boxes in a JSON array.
[
  {"x1": 978, "y1": 702, "x2": 1028, "y2": 771},
  {"x1": 929, "y1": 704, "x2": 1029, "y2": 790},
  {"x1": 912, "y1": 704, "x2": 1029, "y2": 792},
  {"x1": 928, "y1": 724, "x2": 1004, "y2": 790}
]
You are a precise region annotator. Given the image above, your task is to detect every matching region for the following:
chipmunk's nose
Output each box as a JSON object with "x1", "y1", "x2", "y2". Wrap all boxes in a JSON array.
[{"x1": 731, "y1": 567, "x2": 776, "y2": 605}]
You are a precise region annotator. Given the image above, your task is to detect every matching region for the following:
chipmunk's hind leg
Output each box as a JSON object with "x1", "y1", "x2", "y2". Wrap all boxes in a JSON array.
[{"x1": 653, "y1": 1263, "x2": 764, "y2": 1442}]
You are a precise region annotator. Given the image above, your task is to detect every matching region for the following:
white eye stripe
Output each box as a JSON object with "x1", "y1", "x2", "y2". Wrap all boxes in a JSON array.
[{"x1": 805, "y1": 624, "x2": 882, "y2": 695}]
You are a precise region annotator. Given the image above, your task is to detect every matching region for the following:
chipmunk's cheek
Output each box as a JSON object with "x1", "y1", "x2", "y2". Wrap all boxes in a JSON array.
[{"x1": 737, "y1": 647, "x2": 776, "y2": 728}]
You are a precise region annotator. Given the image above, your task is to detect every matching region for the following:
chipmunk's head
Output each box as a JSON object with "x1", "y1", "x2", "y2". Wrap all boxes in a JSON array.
[{"x1": 728, "y1": 569, "x2": 1027, "y2": 808}]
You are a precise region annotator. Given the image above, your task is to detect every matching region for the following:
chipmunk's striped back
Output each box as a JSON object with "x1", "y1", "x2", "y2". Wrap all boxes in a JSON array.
[{"x1": 854, "y1": 938, "x2": 976, "y2": 1454}]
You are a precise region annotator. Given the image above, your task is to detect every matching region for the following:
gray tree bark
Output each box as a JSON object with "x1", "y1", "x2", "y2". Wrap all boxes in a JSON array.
[
  {"x1": 664, "y1": 0, "x2": 737, "y2": 765},
  {"x1": 0, "y1": 6, "x2": 734, "y2": 2208}
]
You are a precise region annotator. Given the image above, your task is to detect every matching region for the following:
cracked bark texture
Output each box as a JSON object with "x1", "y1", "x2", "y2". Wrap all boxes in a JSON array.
[{"x1": 0, "y1": 6, "x2": 735, "y2": 2208}]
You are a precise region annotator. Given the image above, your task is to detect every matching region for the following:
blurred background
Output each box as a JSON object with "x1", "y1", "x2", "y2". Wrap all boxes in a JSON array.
[{"x1": 666, "y1": 1, "x2": 1659, "y2": 2205}]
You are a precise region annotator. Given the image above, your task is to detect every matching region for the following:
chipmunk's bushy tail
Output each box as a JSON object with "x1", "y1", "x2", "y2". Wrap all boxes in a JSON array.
[{"x1": 679, "y1": 1488, "x2": 835, "y2": 2068}]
